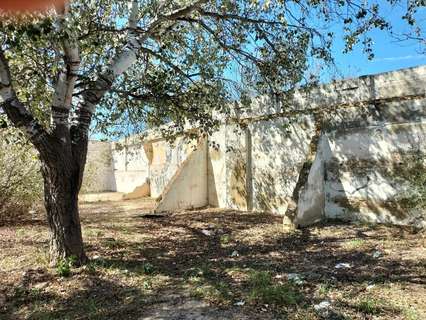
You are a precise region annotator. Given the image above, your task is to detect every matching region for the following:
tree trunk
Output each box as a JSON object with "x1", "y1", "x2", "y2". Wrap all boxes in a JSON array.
[{"x1": 40, "y1": 146, "x2": 88, "y2": 266}]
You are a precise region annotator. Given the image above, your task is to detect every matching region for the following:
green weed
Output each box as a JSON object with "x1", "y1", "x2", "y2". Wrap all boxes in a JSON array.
[
  {"x1": 403, "y1": 307, "x2": 420, "y2": 320},
  {"x1": 190, "y1": 281, "x2": 233, "y2": 304},
  {"x1": 347, "y1": 238, "x2": 364, "y2": 248},
  {"x1": 357, "y1": 298, "x2": 384, "y2": 315},
  {"x1": 141, "y1": 262, "x2": 155, "y2": 274},
  {"x1": 317, "y1": 282, "x2": 331, "y2": 296},
  {"x1": 247, "y1": 271, "x2": 303, "y2": 306},
  {"x1": 56, "y1": 256, "x2": 77, "y2": 277},
  {"x1": 220, "y1": 234, "x2": 231, "y2": 245}
]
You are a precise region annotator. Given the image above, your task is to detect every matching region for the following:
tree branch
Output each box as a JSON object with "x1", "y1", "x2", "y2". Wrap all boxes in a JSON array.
[
  {"x1": 0, "y1": 48, "x2": 48, "y2": 147},
  {"x1": 72, "y1": 0, "x2": 208, "y2": 142},
  {"x1": 194, "y1": 19, "x2": 261, "y2": 64},
  {"x1": 199, "y1": 10, "x2": 321, "y2": 37},
  {"x1": 140, "y1": 47, "x2": 197, "y2": 84},
  {"x1": 51, "y1": 3, "x2": 81, "y2": 130}
]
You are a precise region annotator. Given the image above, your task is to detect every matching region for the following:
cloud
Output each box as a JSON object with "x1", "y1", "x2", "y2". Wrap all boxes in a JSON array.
[{"x1": 374, "y1": 54, "x2": 426, "y2": 62}]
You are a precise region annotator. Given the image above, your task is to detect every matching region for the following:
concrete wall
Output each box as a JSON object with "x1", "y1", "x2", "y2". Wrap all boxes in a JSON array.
[
  {"x1": 207, "y1": 125, "x2": 228, "y2": 208},
  {"x1": 322, "y1": 115, "x2": 426, "y2": 225},
  {"x1": 295, "y1": 66, "x2": 426, "y2": 226},
  {"x1": 206, "y1": 119, "x2": 316, "y2": 214},
  {"x1": 149, "y1": 137, "x2": 198, "y2": 198},
  {"x1": 84, "y1": 65, "x2": 426, "y2": 226},
  {"x1": 85, "y1": 135, "x2": 208, "y2": 211},
  {"x1": 224, "y1": 124, "x2": 249, "y2": 210},
  {"x1": 250, "y1": 116, "x2": 316, "y2": 214},
  {"x1": 84, "y1": 141, "x2": 115, "y2": 192},
  {"x1": 110, "y1": 141, "x2": 150, "y2": 194},
  {"x1": 155, "y1": 139, "x2": 208, "y2": 212}
]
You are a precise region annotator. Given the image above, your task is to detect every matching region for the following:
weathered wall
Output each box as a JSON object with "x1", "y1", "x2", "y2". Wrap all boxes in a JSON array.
[
  {"x1": 207, "y1": 125, "x2": 228, "y2": 208},
  {"x1": 212, "y1": 66, "x2": 426, "y2": 226},
  {"x1": 295, "y1": 135, "x2": 331, "y2": 226},
  {"x1": 84, "y1": 141, "x2": 115, "y2": 193},
  {"x1": 250, "y1": 116, "x2": 316, "y2": 214},
  {"x1": 110, "y1": 141, "x2": 150, "y2": 194},
  {"x1": 155, "y1": 139, "x2": 208, "y2": 212},
  {"x1": 295, "y1": 66, "x2": 426, "y2": 226},
  {"x1": 149, "y1": 137, "x2": 198, "y2": 198},
  {"x1": 84, "y1": 65, "x2": 426, "y2": 226},
  {"x1": 322, "y1": 115, "x2": 426, "y2": 225},
  {"x1": 207, "y1": 117, "x2": 317, "y2": 215},
  {"x1": 224, "y1": 124, "x2": 249, "y2": 210}
]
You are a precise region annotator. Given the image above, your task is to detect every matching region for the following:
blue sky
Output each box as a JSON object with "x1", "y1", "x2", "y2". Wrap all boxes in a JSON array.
[
  {"x1": 329, "y1": 2, "x2": 426, "y2": 79},
  {"x1": 223, "y1": 2, "x2": 426, "y2": 85},
  {"x1": 92, "y1": 2, "x2": 425, "y2": 139}
]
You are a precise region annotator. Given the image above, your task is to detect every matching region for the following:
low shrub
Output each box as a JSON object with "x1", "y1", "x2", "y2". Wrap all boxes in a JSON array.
[{"x1": 0, "y1": 128, "x2": 43, "y2": 221}]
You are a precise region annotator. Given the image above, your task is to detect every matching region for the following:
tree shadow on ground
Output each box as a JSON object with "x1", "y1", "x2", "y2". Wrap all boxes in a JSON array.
[
  {"x1": 1, "y1": 270, "x2": 150, "y2": 320},
  {"x1": 1, "y1": 208, "x2": 424, "y2": 319},
  {"x1": 83, "y1": 209, "x2": 424, "y2": 318}
]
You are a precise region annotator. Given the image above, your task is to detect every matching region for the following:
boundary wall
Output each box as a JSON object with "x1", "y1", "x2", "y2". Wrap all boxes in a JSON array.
[{"x1": 85, "y1": 65, "x2": 426, "y2": 226}]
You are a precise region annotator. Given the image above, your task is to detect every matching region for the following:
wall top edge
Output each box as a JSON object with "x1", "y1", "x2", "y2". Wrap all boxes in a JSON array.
[{"x1": 90, "y1": 65, "x2": 426, "y2": 144}]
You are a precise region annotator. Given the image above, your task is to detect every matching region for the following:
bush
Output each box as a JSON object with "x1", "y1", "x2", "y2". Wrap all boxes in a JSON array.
[
  {"x1": 396, "y1": 151, "x2": 426, "y2": 212},
  {"x1": 392, "y1": 150, "x2": 426, "y2": 228},
  {"x1": 0, "y1": 128, "x2": 43, "y2": 221}
]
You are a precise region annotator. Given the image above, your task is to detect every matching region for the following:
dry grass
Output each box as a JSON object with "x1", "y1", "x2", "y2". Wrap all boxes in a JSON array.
[{"x1": 0, "y1": 200, "x2": 425, "y2": 319}]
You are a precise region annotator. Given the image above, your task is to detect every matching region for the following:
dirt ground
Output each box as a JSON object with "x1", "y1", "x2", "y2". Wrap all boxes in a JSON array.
[{"x1": 0, "y1": 199, "x2": 425, "y2": 320}]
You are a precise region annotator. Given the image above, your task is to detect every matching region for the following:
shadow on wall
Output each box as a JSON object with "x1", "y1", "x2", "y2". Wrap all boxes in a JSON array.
[
  {"x1": 229, "y1": 140, "x2": 248, "y2": 211},
  {"x1": 149, "y1": 137, "x2": 197, "y2": 199},
  {"x1": 207, "y1": 147, "x2": 219, "y2": 207},
  {"x1": 82, "y1": 141, "x2": 117, "y2": 193},
  {"x1": 249, "y1": 115, "x2": 316, "y2": 215},
  {"x1": 82, "y1": 66, "x2": 426, "y2": 226},
  {"x1": 296, "y1": 67, "x2": 426, "y2": 226},
  {"x1": 154, "y1": 138, "x2": 208, "y2": 212},
  {"x1": 325, "y1": 121, "x2": 426, "y2": 225}
]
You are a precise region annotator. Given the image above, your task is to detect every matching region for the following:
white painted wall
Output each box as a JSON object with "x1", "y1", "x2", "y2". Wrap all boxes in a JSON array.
[
  {"x1": 223, "y1": 124, "x2": 249, "y2": 210},
  {"x1": 84, "y1": 65, "x2": 426, "y2": 226},
  {"x1": 323, "y1": 121, "x2": 426, "y2": 224},
  {"x1": 207, "y1": 125, "x2": 228, "y2": 208},
  {"x1": 111, "y1": 142, "x2": 150, "y2": 193},
  {"x1": 84, "y1": 141, "x2": 116, "y2": 192},
  {"x1": 149, "y1": 137, "x2": 198, "y2": 198},
  {"x1": 295, "y1": 135, "x2": 332, "y2": 226},
  {"x1": 251, "y1": 116, "x2": 316, "y2": 214},
  {"x1": 155, "y1": 139, "x2": 208, "y2": 212}
]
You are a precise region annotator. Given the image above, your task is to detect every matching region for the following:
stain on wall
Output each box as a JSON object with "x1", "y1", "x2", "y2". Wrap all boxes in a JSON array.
[{"x1": 85, "y1": 66, "x2": 426, "y2": 226}]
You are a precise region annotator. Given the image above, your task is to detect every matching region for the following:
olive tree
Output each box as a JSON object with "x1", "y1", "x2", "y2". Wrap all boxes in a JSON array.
[{"x1": 0, "y1": 0, "x2": 422, "y2": 265}]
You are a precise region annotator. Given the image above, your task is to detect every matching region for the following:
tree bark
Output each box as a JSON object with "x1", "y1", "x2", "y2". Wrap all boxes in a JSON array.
[
  {"x1": 40, "y1": 141, "x2": 88, "y2": 266},
  {"x1": 1, "y1": 1, "x2": 208, "y2": 267}
]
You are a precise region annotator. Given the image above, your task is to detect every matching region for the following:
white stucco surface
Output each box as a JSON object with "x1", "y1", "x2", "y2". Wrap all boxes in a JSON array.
[
  {"x1": 155, "y1": 139, "x2": 208, "y2": 212},
  {"x1": 84, "y1": 65, "x2": 426, "y2": 226},
  {"x1": 149, "y1": 137, "x2": 198, "y2": 198},
  {"x1": 207, "y1": 126, "x2": 228, "y2": 208},
  {"x1": 84, "y1": 141, "x2": 116, "y2": 192},
  {"x1": 111, "y1": 142, "x2": 150, "y2": 193},
  {"x1": 295, "y1": 135, "x2": 332, "y2": 226},
  {"x1": 250, "y1": 116, "x2": 316, "y2": 214},
  {"x1": 323, "y1": 121, "x2": 426, "y2": 224}
]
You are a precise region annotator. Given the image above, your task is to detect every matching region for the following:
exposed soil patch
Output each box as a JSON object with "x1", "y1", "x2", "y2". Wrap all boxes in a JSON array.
[{"x1": 1, "y1": 199, "x2": 425, "y2": 319}]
